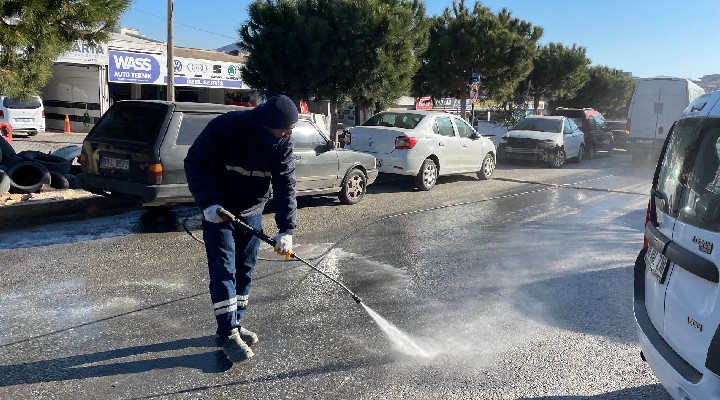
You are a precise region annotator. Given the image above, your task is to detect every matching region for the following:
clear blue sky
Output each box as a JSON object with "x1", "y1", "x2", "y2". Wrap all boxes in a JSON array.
[{"x1": 121, "y1": 0, "x2": 720, "y2": 80}]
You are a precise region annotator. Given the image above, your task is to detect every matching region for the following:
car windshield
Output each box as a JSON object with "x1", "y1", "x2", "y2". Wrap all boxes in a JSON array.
[
  {"x1": 511, "y1": 118, "x2": 562, "y2": 133},
  {"x1": 363, "y1": 112, "x2": 424, "y2": 129},
  {"x1": 3, "y1": 97, "x2": 41, "y2": 109}
]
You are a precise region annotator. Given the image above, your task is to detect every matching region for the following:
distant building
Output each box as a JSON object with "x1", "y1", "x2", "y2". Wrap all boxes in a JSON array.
[{"x1": 694, "y1": 74, "x2": 720, "y2": 92}]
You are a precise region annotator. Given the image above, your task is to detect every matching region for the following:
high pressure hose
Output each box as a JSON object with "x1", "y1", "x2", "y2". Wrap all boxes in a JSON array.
[{"x1": 215, "y1": 207, "x2": 363, "y2": 304}]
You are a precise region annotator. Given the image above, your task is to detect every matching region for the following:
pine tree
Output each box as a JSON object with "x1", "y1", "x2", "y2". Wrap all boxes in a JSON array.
[{"x1": 0, "y1": 0, "x2": 130, "y2": 99}]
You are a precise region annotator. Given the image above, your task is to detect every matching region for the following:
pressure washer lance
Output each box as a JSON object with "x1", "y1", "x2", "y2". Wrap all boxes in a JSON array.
[{"x1": 216, "y1": 207, "x2": 363, "y2": 304}]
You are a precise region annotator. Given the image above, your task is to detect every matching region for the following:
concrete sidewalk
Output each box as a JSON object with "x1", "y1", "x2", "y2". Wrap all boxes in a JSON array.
[{"x1": 0, "y1": 190, "x2": 136, "y2": 231}]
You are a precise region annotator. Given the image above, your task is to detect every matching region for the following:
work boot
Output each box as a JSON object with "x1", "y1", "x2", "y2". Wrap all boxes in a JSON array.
[
  {"x1": 218, "y1": 328, "x2": 254, "y2": 363},
  {"x1": 215, "y1": 326, "x2": 258, "y2": 346},
  {"x1": 239, "y1": 326, "x2": 259, "y2": 346}
]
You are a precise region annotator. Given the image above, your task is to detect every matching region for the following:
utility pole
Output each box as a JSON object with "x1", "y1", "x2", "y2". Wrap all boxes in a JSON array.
[{"x1": 167, "y1": 0, "x2": 175, "y2": 101}]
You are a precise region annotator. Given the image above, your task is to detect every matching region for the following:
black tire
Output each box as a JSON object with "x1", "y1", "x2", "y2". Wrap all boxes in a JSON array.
[
  {"x1": 63, "y1": 173, "x2": 80, "y2": 189},
  {"x1": 549, "y1": 148, "x2": 566, "y2": 169},
  {"x1": 0, "y1": 170, "x2": 10, "y2": 194},
  {"x1": 0, "y1": 164, "x2": 6, "y2": 172},
  {"x1": 572, "y1": 144, "x2": 584, "y2": 163},
  {"x1": 49, "y1": 171, "x2": 70, "y2": 189},
  {"x1": 585, "y1": 141, "x2": 595, "y2": 159},
  {"x1": 415, "y1": 158, "x2": 438, "y2": 191},
  {"x1": 8, "y1": 160, "x2": 51, "y2": 194},
  {"x1": 20, "y1": 152, "x2": 71, "y2": 174},
  {"x1": 477, "y1": 153, "x2": 495, "y2": 180},
  {"x1": 0, "y1": 134, "x2": 15, "y2": 163},
  {"x1": 3, "y1": 154, "x2": 25, "y2": 168},
  {"x1": 338, "y1": 169, "x2": 366, "y2": 205}
]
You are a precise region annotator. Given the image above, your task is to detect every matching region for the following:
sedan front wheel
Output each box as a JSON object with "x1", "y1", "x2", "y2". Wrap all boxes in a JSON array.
[
  {"x1": 339, "y1": 169, "x2": 366, "y2": 205},
  {"x1": 549, "y1": 148, "x2": 566, "y2": 169},
  {"x1": 477, "y1": 153, "x2": 495, "y2": 180}
]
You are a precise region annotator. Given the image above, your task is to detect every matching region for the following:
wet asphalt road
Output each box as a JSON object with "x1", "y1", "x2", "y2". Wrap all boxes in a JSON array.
[{"x1": 0, "y1": 151, "x2": 673, "y2": 399}]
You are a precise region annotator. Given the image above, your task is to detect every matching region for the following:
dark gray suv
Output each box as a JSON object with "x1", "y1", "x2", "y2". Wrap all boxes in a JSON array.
[{"x1": 78, "y1": 100, "x2": 377, "y2": 207}]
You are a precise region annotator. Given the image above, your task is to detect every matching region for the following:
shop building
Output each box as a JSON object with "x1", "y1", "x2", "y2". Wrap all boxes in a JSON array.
[{"x1": 42, "y1": 29, "x2": 251, "y2": 132}]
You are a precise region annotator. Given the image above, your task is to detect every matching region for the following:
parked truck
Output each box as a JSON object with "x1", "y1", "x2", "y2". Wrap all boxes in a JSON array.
[{"x1": 626, "y1": 77, "x2": 704, "y2": 164}]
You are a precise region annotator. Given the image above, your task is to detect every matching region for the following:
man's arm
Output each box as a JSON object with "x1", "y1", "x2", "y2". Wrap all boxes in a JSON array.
[{"x1": 271, "y1": 139, "x2": 297, "y2": 234}]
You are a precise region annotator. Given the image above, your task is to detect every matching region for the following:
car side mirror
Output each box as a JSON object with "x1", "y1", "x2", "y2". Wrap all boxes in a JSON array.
[{"x1": 470, "y1": 132, "x2": 480, "y2": 140}]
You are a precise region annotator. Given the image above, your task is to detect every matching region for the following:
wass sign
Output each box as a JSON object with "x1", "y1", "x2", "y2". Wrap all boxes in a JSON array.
[{"x1": 108, "y1": 50, "x2": 163, "y2": 84}]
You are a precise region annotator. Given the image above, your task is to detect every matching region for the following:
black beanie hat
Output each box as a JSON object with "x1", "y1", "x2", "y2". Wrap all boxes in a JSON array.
[{"x1": 258, "y1": 95, "x2": 299, "y2": 130}]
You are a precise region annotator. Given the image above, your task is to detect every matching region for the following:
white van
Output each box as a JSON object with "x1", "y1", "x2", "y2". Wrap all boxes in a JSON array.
[
  {"x1": 626, "y1": 77, "x2": 704, "y2": 164},
  {"x1": 635, "y1": 90, "x2": 720, "y2": 399},
  {"x1": 0, "y1": 95, "x2": 45, "y2": 136}
]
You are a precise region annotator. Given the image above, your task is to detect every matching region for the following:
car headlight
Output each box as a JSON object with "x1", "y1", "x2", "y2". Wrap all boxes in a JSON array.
[
  {"x1": 538, "y1": 140, "x2": 558, "y2": 149},
  {"x1": 500, "y1": 137, "x2": 508, "y2": 143}
]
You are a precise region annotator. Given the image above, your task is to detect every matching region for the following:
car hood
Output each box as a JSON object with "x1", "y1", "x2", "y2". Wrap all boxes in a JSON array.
[{"x1": 506, "y1": 130, "x2": 562, "y2": 143}]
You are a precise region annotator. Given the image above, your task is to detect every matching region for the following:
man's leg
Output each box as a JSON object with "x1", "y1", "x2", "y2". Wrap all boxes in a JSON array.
[
  {"x1": 203, "y1": 219, "x2": 254, "y2": 362},
  {"x1": 232, "y1": 213, "x2": 262, "y2": 344},
  {"x1": 202, "y1": 220, "x2": 238, "y2": 336}
]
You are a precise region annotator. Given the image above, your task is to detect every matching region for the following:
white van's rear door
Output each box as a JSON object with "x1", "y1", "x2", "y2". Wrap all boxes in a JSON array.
[
  {"x1": 662, "y1": 120, "x2": 720, "y2": 373},
  {"x1": 655, "y1": 81, "x2": 690, "y2": 141},
  {"x1": 664, "y1": 220, "x2": 720, "y2": 373}
]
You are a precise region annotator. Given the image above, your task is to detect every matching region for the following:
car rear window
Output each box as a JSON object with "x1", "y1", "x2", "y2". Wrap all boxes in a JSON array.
[
  {"x1": 3, "y1": 97, "x2": 41, "y2": 109},
  {"x1": 657, "y1": 117, "x2": 720, "y2": 231},
  {"x1": 363, "y1": 112, "x2": 424, "y2": 129},
  {"x1": 89, "y1": 102, "x2": 169, "y2": 144},
  {"x1": 175, "y1": 113, "x2": 219, "y2": 145}
]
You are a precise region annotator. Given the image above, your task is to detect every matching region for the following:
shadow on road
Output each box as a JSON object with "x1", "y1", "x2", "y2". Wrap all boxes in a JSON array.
[
  {"x1": 0, "y1": 336, "x2": 233, "y2": 387},
  {"x1": 518, "y1": 383, "x2": 671, "y2": 399},
  {"x1": 512, "y1": 265, "x2": 638, "y2": 342}
]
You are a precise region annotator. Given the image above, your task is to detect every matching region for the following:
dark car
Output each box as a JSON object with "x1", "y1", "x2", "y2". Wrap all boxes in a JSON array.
[
  {"x1": 552, "y1": 107, "x2": 614, "y2": 158},
  {"x1": 605, "y1": 120, "x2": 627, "y2": 149},
  {"x1": 77, "y1": 100, "x2": 378, "y2": 207}
]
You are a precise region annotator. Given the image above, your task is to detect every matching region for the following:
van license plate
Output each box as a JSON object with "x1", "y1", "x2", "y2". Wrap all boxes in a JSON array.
[
  {"x1": 101, "y1": 157, "x2": 129, "y2": 170},
  {"x1": 15, "y1": 118, "x2": 32, "y2": 122},
  {"x1": 645, "y1": 246, "x2": 669, "y2": 283}
]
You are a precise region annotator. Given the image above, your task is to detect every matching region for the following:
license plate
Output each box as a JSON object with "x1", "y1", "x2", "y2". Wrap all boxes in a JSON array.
[
  {"x1": 15, "y1": 118, "x2": 32, "y2": 123},
  {"x1": 636, "y1": 139, "x2": 654, "y2": 144},
  {"x1": 101, "y1": 157, "x2": 130, "y2": 170},
  {"x1": 645, "y1": 246, "x2": 669, "y2": 283}
]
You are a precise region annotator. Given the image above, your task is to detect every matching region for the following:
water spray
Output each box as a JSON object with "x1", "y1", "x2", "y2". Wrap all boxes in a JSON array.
[{"x1": 216, "y1": 207, "x2": 363, "y2": 304}]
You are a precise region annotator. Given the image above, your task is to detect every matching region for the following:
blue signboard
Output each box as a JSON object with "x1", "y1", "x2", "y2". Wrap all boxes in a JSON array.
[{"x1": 108, "y1": 50, "x2": 162, "y2": 84}]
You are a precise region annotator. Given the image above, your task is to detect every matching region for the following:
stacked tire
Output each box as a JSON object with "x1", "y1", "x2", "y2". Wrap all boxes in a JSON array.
[{"x1": 0, "y1": 142, "x2": 75, "y2": 195}]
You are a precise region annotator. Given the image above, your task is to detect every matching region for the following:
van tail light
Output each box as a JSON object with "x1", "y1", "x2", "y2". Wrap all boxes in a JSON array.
[
  {"x1": 148, "y1": 163, "x2": 162, "y2": 185},
  {"x1": 343, "y1": 130, "x2": 351, "y2": 146},
  {"x1": 42, "y1": 110, "x2": 45, "y2": 118},
  {"x1": 643, "y1": 184, "x2": 657, "y2": 249},
  {"x1": 626, "y1": 118, "x2": 631, "y2": 136},
  {"x1": 395, "y1": 136, "x2": 418, "y2": 150}
]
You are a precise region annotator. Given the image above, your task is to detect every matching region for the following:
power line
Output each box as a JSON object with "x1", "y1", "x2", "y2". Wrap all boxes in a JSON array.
[{"x1": 130, "y1": 7, "x2": 237, "y2": 40}]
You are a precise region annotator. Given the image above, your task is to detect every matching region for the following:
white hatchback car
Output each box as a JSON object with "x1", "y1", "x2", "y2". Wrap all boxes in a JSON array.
[
  {"x1": 0, "y1": 95, "x2": 45, "y2": 136},
  {"x1": 636, "y1": 90, "x2": 720, "y2": 400},
  {"x1": 499, "y1": 115, "x2": 585, "y2": 168},
  {"x1": 344, "y1": 110, "x2": 496, "y2": 190}
]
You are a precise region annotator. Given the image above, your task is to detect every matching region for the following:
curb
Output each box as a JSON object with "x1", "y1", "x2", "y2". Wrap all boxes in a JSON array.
[{"x1": 0, "y1": 194, "x2": 137, "y2": 231}]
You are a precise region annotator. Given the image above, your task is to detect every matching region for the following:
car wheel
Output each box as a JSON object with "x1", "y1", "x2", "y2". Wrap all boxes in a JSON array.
[
  {"x1": 585, "y1": 141, "x2": 595, "y2": 159},
  {"x1": 549, "y1": 148, "x2": 566, "y2": 169},
  {"x1": 415, "y1": 158, "x2": 438, "y2": 191},
  {"x1": 338, "y1": 168, "x2": 366, "y2": 205},
  {"x1": 477, "y1": 153, "x2": 495, "y2": 180},
  {"x1": 572, "y1": 144, "x2": 584, "y2": 163}
]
